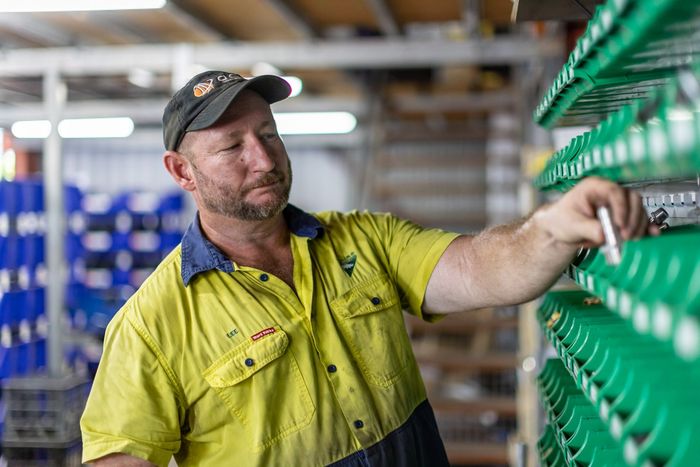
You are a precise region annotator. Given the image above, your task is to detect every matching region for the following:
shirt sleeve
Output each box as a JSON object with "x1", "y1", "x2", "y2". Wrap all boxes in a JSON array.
[
  {"x1": 80, "y1": 308, "x2": 185, "y2": 466},
  {"x1": 372, "y1": 212, "x2": 460, "y2": 322}
]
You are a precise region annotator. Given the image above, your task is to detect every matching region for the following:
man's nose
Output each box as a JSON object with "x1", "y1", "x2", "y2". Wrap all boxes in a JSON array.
[{"x1": 247, "y1": 137, "x2": 276, "y2": 172}]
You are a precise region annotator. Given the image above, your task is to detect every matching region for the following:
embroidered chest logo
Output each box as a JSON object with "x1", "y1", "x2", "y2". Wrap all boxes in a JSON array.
[
  {"x1": 226, "y1": 328, "x2": 239, "y2": 339},
  {"x1": 340, "y1": 252, "x2": 357, "y2": 277},
  {"x1": 251, "y1": 327, "x2": 276, "y2": 341}
]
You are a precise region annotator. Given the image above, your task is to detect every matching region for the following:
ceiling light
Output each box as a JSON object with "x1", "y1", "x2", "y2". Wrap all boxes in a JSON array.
[
  {"x1": 12, "y1": 118, "x2": 134, "y2": 139},
  {"x1": 11, "y1": 120, "x2": 51, "y2": 139},
  {"x1": 282, "y1": 76, "x2": 303, "y2": 98},
  {"x1": 59, "y1": 118, "x2": 134, "y2": 138},
  {"x1": 0, "y1": 0, "x2": 166, "y2": 12},
  {"x1": 128, "y1": 68, "x2": 156, "y2": 89},
  {"x1": 274, "y1": 112, "x2": 357, "y2": 135}
]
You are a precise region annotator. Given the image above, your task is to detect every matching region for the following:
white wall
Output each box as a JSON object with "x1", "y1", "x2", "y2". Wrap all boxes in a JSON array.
[{"x1": 288, "y1": 148, "x2": 355, "y2": 213}]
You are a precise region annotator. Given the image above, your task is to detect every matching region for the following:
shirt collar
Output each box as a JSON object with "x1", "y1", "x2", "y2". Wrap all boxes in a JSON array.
[{"x1": 180, "y1": 204, "x2": 324, "y2": 286}]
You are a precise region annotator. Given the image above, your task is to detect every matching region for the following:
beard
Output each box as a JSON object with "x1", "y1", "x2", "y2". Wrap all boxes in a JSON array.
[{"x1": 192, "y1": 160, "x2": 292, "y2": 221}]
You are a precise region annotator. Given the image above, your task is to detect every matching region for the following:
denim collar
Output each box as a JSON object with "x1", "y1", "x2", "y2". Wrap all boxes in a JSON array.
[{"x1": 180, "y1": 204, "x2": 324, "y2": 286}]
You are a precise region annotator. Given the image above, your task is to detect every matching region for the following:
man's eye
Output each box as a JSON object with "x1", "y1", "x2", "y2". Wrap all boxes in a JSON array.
[{"x1": 220, "y1": 144, "x2": 240, "y2": 153}]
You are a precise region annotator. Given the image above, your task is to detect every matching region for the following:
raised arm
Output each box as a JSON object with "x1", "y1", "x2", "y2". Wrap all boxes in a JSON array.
[{"x1": 423, "y1": 177, "x2": 657, "y2": 314}]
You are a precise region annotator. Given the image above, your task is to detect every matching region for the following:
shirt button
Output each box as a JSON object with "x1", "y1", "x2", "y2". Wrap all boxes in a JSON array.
[
  {"x1": 259, "y1": 273, "x2": 269, "y2": 282},
  {"x1": 244, "y1": 358, "x2": 254, "y2": 367},
  {"x1": 327, "y1": 364, "x2": 337, "y2": 373},
  {"x1": 353, "y1": 420, "x2": 364, "y2": 429},
  {"x1": 370, "y1": 297, "x2": 381, "y2": 305}
]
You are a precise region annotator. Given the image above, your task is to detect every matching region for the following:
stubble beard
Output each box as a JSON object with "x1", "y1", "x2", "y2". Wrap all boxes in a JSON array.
[{"x1": 193, "y1": 160, "x2": 292, "y2": 221}]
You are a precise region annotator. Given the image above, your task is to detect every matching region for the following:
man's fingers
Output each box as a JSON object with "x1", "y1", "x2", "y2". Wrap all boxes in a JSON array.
[
  {"x1": 575, "y1": 215, "x2": 606, "y2": 246},
  {"x1": 625, "y1": 190, "x2": 645, "y2": 239},
  {"x1": 577, "y1": 177, "x2": 628, "y2": 226}
]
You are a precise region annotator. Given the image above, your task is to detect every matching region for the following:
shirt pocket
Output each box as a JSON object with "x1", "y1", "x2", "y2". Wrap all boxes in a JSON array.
[
  {"x1": 330, "y1": 273, "x2": 414, "y2": 388},
  {"x1": 202, "y1": 326, "x2": 315, "y2": 451}
]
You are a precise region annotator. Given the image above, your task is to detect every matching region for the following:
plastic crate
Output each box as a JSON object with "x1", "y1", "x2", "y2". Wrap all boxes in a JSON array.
[
  {"x1": 2, "y1": 375, "x2": 90, "y2": 446},
  {"x1": 3, "y1": 443, "x2": 82, "y2": 467}
]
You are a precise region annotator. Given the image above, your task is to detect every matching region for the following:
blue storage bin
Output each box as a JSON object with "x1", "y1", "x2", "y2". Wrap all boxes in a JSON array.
[
  {"x1": 65, "y1": 232, "x2": 84, "y2": 262},
  {"x1": 0, "y1": 346, "x2": 11, "y2": 379},
  {"x1": 14, "y1": 342, "x2": 30, "y2": 376},
  {"x1": 0, "y1": 234, "x2": 21, "y2": 271},
  {"x1": 25, "y1": 234, "x2": 45, "y2": 274},
  {"x1": 0, "y1": 181, "x2": 22, "y2": 217},
  {"x1": 160, "y1": 232, "x2": 182, "y2": 253},
  {"x1": 20, "y1": 178, "x2": 43, "y2": 216},
  {"x1": 129, "y1": 231, "x2": 161, "y2": 253},
  {"x1": 123, "y1": 191, "x2": 160, "y2": 214},
  {"x1": 34, "y1": 337, "x2": 46, "y2": 371},
  {"x1": 0, "y1": 290, "x2": 28, "y2": 330},
  {"x1": 64, "y1": 184, "x2": 82, "y2": 213},
  {"x1": 158, "y1": 192, "x2": 184, "y2": 213}
]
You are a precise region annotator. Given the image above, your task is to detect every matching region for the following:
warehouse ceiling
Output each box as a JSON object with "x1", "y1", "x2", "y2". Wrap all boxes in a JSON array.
[{"x1": 0, "y1": 0, "x2": 567, "y2": 121}]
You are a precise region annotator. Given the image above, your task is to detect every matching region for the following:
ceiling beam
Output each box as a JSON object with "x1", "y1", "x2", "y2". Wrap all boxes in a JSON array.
[
  {"x1": 0, "y1": 97, "x2": 369, "y2": 125},
  {"x1": 0, "y1": 15, "x2": 81, "y2": 46},
  {"x1": 0, "y1": 37, "x2": 563, "y2": 77},
  {"x1": 264, "y1": 0, "x2": 319, "y2": 39},
  {"x1": 365, "y1": 0, "x2": 400, "y2": 37},
  {"x1": 462, "y1": 0, "x2": 481, "y2": 39},
  {"x1": 83, "y1": 14, "x2": 160, "y2": 44},
  {"x1": 0, "y1": 91, "x2": 518, "y2": 123},
  {"x1": 163, "y1": 3, "x2": 226, "y2": 40},
  {"x1": 390, "y1": 91, "x2": 518, "y2": 113}
]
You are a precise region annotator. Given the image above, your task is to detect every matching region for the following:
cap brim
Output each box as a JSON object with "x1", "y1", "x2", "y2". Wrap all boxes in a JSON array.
[{"x1": 187, "y1": 75, "x2": 291, "y2": 132}]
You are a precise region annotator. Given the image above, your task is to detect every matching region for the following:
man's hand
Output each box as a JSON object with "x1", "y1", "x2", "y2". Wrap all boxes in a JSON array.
[
  {"x1": 534, "y1": 176, "x2": 659, "y2": 248},
  {"x1": 424, "y1": 176, "x2": 658, "y2": 314}
]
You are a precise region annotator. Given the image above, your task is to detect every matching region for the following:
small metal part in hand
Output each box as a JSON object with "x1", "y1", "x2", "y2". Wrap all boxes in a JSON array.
[
  {"x1": 649, "y1": 207, "x2": 669, "y2": 225},
  {"x1": 597, "y1": 206, "x2": 622, "y2": 266}
]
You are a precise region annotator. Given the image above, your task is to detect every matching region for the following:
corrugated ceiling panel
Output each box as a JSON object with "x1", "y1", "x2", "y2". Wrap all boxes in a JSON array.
[
  {"x1": 176, "y1": 0, "x2": 302, "y2": 40},
  {"x1": 388, "y1": 0, "x2": 461, "y2": 24},
  {"x1": 289, "y1": 0, "x2": 378, "y2": 29}
]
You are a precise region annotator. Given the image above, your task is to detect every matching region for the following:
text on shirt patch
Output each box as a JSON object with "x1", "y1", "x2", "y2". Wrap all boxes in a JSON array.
[{"x1": 251, "y1": 327, "x2": 276, "y2": 341}]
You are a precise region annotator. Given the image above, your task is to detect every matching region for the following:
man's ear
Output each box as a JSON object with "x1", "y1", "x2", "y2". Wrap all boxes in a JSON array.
[{"x1": 163, "y1": 151, "x2": 196, "y2": 192}]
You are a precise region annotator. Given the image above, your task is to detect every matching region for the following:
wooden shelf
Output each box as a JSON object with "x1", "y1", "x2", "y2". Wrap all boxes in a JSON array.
[
  {"x1": 373, "y1": 183, "x2": 486, "y2": 199},
  {"x1": 444, "y1": 442, "x2": 509, "y2": 465},
  {"x1": 415, "y1": 350, "x2": 518, "y2": 372},
  {"x1": 430, "y1": 396, "x2": 517, "y2": 417},
  {"x1": 407, "y1": 314, "x2": 518, "y2": 334}
]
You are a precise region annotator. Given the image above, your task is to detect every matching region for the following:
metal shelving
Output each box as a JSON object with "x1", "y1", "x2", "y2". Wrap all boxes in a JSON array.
[{"x1": 532, "y1": 0, "x2": 700, "y2": 465}]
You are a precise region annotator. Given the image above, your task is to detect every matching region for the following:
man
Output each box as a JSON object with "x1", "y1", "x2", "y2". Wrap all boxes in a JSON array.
[{"x1": 80, "y1": 70, "x2": 654, "y2": 466}]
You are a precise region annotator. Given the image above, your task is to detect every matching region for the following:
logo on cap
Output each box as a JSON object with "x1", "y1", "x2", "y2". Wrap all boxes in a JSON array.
[{"x1": 193, "y1": 79, "x2": 215, "y2": 97}]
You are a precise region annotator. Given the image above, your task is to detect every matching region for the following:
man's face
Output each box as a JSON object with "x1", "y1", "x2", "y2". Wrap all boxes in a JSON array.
[{"x1": 180, "y1": 90, "x2": 292, "y2": 221}]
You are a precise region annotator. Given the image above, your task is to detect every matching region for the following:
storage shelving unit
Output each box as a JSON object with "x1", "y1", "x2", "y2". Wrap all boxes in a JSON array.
[{"x1": 532, "y1": 0, "x2": 700, "y2": 465}]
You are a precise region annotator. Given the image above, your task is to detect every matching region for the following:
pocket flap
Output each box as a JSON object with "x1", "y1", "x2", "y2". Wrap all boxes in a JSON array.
[
  {"x1": 330, "y1": 274, "x2": 400, "y2": 319},
  {"x1": 203, "y1": 326, "x2": 289, "y2": 388}
]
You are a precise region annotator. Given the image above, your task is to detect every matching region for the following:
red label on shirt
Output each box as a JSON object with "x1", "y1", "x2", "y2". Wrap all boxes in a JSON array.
[{"x1": 251, "y1": 327, "x2": 276, "y2": 341}]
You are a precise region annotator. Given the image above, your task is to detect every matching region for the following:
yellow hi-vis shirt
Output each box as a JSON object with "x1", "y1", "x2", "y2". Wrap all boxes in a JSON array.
[{"x1": 81, "y1": 206, "x2": 459, "y2": 466}]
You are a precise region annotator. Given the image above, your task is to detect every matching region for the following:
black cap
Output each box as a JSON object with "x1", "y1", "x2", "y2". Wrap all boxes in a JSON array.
[{"x1": 162, "y1": 70, "x2": 292, "y2": 151}]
